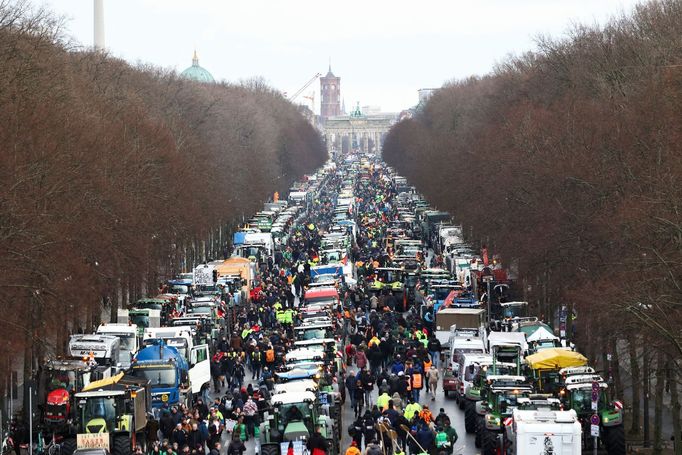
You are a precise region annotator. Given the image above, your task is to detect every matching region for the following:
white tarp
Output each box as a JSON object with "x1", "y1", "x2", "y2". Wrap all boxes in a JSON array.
[{"x1": 527, "y1": 326, "x2": 559, "y2": 342}]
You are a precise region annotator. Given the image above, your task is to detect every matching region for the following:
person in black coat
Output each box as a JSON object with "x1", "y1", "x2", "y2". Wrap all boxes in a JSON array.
[
  {"x1": 362, "y1": 410, "x2": 376, "y2": 447},
  {"x1": 345, "y1": 372, "x2": 357, "y2": 409},
  {"x1": 368, "y1": 344, "x2": 383, "y2": 376},
  {"x1": 394, "y1": 413, "x2": 410, "y2": 451},
  {"x1": 160, "y1": 410, "x2": 175, "y2": 440},
  {"x1": 348, "y1": 416, "x2": 364, "y2": 449},
  {"x1": 226, "y1": 436, "x2": 245, "y2": 455},
  {"x1": 171, "y1": 423, "x2": 187, "y2": 447},
  {"x1": 195, "y1": 398, "x2": 209, "y2": 421},
  {"x1": 353, "y1": 380, "x2": 365, "y2": 418},
  {"x1": 306, "y1": 427, "x2": 329, "y2": 453},
  {"x1": 186, "y1": 424, "x2": 203, "y2": 452}
]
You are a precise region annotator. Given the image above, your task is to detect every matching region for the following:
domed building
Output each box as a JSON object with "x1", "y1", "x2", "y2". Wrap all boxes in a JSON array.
[{"x1": 180, "y1": 51, "x2": 215, "y2": 83}]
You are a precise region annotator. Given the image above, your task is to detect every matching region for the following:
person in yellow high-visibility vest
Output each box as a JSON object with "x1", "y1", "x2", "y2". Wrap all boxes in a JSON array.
[
  {"x1": 276, "y1": 309, "x2": 287, "y2": 324},
  {"x1": 376, "y1": 391, "x2": 391, "y2": 411},
  {"x1": 403, "y1": 398, "x2": 422, "y2": 421},
  {"x1": 284, "y1": 308, "x2": 294, "y2": 325}
]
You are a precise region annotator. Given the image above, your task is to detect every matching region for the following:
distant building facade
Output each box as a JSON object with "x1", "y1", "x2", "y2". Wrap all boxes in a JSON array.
[{"x1": 418, "y1": 88, "x2": 437, "y2": 104}]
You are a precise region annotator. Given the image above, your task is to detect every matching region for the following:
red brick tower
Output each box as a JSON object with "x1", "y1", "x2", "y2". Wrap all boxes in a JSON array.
[{"x1": 320, "y1": 64, "x2": 341, "y2": 120}]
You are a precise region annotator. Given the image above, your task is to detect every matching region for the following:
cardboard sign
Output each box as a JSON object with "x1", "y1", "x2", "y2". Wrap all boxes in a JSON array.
[
  {"x1": 280, "y1": 441, "x2": 304, "y2": 455},
  {"x1": 194, "y1": 266, "x2": 213, "y2": 286},
  {"x1": 77, "y1": 433, "x2": 110, "y2": 450}
]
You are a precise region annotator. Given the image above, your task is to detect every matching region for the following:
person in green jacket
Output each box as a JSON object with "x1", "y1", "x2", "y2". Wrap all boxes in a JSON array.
[
  {"x1": 234, "y1": 415, "x2": 248, "y2": 442},
  {"x1": 438, "y1": 420, "x2": 458, "y2": 454},
  {"x1": 435, "y1": 427, "x2": 450, "y2": 452}
]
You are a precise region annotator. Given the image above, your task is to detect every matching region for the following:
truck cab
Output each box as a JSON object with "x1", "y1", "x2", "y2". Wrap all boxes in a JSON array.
[
  {"x1": 131, "y1": 343, "x2": 189, "y2": 409},
  {"x1": 446, "y1": 353, "x2": 492, "y2": 408},
  {"x1": 68, "y1": 334, "x2": 122, "y2": 371},
  {"x1": 96, "y1": 323, "x2": 140, "y2": 369}
]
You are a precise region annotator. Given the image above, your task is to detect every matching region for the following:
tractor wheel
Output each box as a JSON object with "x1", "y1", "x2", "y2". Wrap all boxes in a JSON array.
[
  {"x1": 481, "y1": 429, "x2": 500, "y2": 455},
  {"x1": 464, "y1": 401, "x2": 477, "y2": 433},
  {"x1": 113, "y1": 435, "x2": 132, "y2": 455},
  {"x1": 458, "y1": 393, "x2": 465, "y2": 410},
  {"x1": 603, "y1": 425, "x2": 626, "y2": 455},
  {"x1": 59, "y1": 438, "x2": 76, "y2": 455},
  {"x1": 260, "y1": 444, "x2": 280, "y2": 455},
  {"x1": 474, "y1": 416, "x2": 484, "y2": 448}
]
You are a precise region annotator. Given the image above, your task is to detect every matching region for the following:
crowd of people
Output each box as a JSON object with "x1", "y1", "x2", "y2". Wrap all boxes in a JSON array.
[{"x1": 141, "y1": 161, "x2": 458, "y2": 455}]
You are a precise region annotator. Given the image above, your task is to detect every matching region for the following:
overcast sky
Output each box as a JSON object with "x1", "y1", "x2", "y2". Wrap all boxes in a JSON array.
[{"x1": 40, "y1": 0, "x2": 642, "y2": 113}]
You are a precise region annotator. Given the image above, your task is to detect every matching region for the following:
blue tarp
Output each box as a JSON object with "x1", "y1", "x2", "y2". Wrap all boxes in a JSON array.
[{"x1": 233, "y1": 232, "x2": 247, "y2": 246}]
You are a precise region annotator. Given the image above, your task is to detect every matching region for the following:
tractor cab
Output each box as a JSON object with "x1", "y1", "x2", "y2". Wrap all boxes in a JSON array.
[
  {"x1": 525, "y1": 348, "x2": 589, "y2": 395},
  {"x1": 560, "y1": 373, "x2": 625, "y2": 454},
  {"x1": 476, "y1": 376, "x2": 534, "y2": 453},
  {"x1": 259, "y1": 391, "x2": 339, "y2": 455},
  {"x1": 562, "y1": 374, "x2": 623, "y2": 425},
  {"x1": 70, "y1": 373, "x2": 150, "y2": 455}
]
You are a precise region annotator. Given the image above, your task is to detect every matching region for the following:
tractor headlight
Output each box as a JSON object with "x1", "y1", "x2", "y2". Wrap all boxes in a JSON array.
[{"x1": 486, "y1": 415, "x2": 501, "y2": 429}]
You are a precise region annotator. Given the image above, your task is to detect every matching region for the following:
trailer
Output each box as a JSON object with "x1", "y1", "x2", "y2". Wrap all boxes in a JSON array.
[{"x1": 508, "y1": 408, "x2": 581, "y2": 455}]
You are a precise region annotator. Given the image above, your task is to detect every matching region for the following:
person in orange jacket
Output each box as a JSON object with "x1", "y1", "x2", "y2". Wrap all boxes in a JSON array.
[{"x1": 344, "y1": 440, "x2": 361, "y2": 455}]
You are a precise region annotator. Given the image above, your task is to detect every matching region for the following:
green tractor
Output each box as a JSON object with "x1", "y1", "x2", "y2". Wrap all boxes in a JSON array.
[
  {"x1": 462, "y1": 359, "x2": 520, "y2": 435},
  {"x1": 561, "y1": 372, "x2": 625, "y2": 455},
  {"x1": 466, "y1": 342, "x2": 525, "y2": 447},
  {"x1": 70, "y1": 373, "x2": 150, "y2": 455},
  {"x1": 257, "y1": 391, "x2": 339, "y2": 455},
  {"x1": 475, "y1": 375, "x2": 533, "y2": 455}
]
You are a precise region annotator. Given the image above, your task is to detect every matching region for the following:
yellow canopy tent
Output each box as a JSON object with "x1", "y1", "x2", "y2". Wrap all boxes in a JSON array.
[
  {"x1": 526, "y1": 349, "x2": 589, "y2": 392},
  {"x1": 525, "y1": 348, "x2": 588, "y2": 371}
]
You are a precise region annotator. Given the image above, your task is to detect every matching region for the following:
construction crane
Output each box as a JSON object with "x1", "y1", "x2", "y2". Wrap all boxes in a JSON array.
[
  {"x1": 302, "y1": 92, "x2": 315, "y2": 111},
  {"x1": 289, "y1": 73, "x2": 321, "y2": 101}
]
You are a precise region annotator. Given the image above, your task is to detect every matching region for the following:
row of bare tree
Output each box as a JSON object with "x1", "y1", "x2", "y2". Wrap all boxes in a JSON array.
[
  {"x1": 0, "y1": 0, "x2": 325, "y2": 395},
  {"x1": 384, "y1": 0, "x2": 682, "y2": 450}
]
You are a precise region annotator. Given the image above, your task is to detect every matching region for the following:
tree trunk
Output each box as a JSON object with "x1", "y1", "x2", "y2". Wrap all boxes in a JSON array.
[
  {"x1": 610, "y1": 337, "x2": 623, "y2": 401},
  {"x1": 22, "y1": 311, "x2": 32, "y2": 419},
  {"x1": 629, "y1": 336, "x2": 641, "y2": 435},
  {"x1": 668, "y1": 361, "x2": 681, "y2": 455},
  {"x1": 643, "y1": 348, "x2": 651, "y2": 447},
  {"x1": 653, "y1": 350, "x2": 666, "y2": 454},
  {"x1": 109, "y1": 274, "x2": 119, "y2": 323}
]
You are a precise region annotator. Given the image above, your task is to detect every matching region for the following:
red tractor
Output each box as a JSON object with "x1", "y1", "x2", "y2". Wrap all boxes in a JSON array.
[{"x1": 41, "y1": 358, "x2": 104, "y2": 452}]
